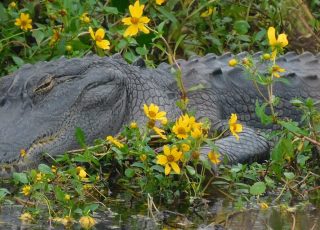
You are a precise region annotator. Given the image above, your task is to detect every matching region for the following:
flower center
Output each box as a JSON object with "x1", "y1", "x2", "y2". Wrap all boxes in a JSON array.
[
  {"x1": 95, "y1": 35, "x2": 103, "y2": 42},
  {"x1": 177, "y1": 127, "x2": 186, "y2": 135},
  {"x1": 21, "y1": 20, "x2": 27, "y2": 26},
  {"x1": 148, "y1": 111, "x2": 157, "y2": 118},
  {"x1": 167, "y1": 155, "x2": 174, "y2": 162},
  {"x1": 130, "y1": 17, "x2": 139, "y2": 24}
]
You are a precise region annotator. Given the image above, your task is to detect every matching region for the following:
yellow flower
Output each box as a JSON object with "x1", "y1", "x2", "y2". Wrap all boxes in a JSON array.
[
  {"x1": 271, "y1": 65, "x2": 285, "y2": 78},
  {"x1": 242, "y1": 58, "x2": 252, "y2": 67},
  {"x1": 64, "y1": 194, "x2": 71, "y2": 200},
  {"x1": 130, "y1": 122, "x2": 138, "y2": 129},
  {"x1": 262, "y1": 53, "x2": 271, "y2": 60},
  {"x1": 106, "y1": 135, "x2": 124, "y2": 148},
  {"x1": 76, "y1": 166, "x2": 87, "y2": 179},
  {"x1": 20, "y1": 212, "x2": 33, "y2": 222},
  {"x1": 89, "y1": 27, "x2": 110, "y2": 50},
  {"x1": 53, "y1": 216, "x2": 74, "y2": 227},
  {"x1": 9, "y1": 2, "x2": 17, "y2": 9},
  {"x1": 21, "y1": 185, "x2": 31, "y2": 196},
  {"x1": 156, "y1": 0, "x2": 166, "y2": 5},
  {"x1": 200, "y1": 7, "x2": 214, "y2": 17},
  {"x1": 161, "y1": 117, "x2": 168, "y2": 125},
  {"x1": 15, "y1": 13, "x2": 32, "y2": 31},
  {"x1": 180, "y1": 143, "x2": 190, "y2": 152},
  {"x1": 83, "y1": 184, "x2": 93, "y2": 190},
  {"x1": 140, "y1": 154, "x2": 147, "y2": 161},
  {"x1": 80, "y1": 12, "x2": 91, "y2": 23},
  {"x1": 172, "y1": 116, "x2": 191, "y2": 139},
  {"x1": 267, "y1": 27, "x2": 288, "y2": 59},
  {"x1": 122, "y1": 1, "x2": 150, "y2": 37},
  {"x1": 156, "y1": 145, "x2": 182, "y2": 175},
  {"x1": 229, "y1": 114, "x2": 243, "y2": 140},
  {"x1": 79, "y1": 216, "x2": 96, "y2": 229},
  {"x1": 51, "y1": 165, "x2": 57, "y2": 173},
  {"x1": 36, "y1": 172, "x2": 43, "y2": 181},
  {"x1": 259, "y1": 202, "x2": 269, "y2": 209},
  {"x1": 143, "y1": 103, "x2": 167, "y2": 121},
  {"x1": 49, "y1": 29, "x2": 61, "y2": 46},
  {"x1": 191, "y1": 127, "x2": 202, "y2": 139},
  {"x1": 208, "y1": 151, "x2": 221, "y2": 165},
  {"x1": 20, "y1": 149, "x2": 27, "y2": 158},
  {"x1": 228, "y1": 59, "x2": 238, "y2": 67},
  {"x1": 65, "y1": 45, "x2": 72, "y2": 52},
  {"x1": 153, "y1": 126, "x2": 167, "y2": 140}
]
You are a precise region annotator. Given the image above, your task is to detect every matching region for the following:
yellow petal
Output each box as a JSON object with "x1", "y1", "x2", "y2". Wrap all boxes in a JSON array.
[
  {"x1": 163, "y1": 145, "x2": 170, "y2": 156},
  {"x1": 229, "y1": 113, "x2": 237, "y2": 124},
  {"x1": 170, "y1": 162, "x2": 180, "y2": 174},
  {"x1": 165, "y1": 164, "x2": 171, "y2": 175},
  {"x1": 95, "y1": 28, "x2": 105, "y2": 39},
  {"x1": 21, "y1": 13, "x2": 28, "y2": 20},
  {"x1": 138, "y1": 23, "x2": 150, "y2": 34},
  {"x1": 157, "y1": 155, "x2": 168, "y2": 165},
  {"x1": 143, "y1": 104, "x2": 149, "y2": 116},
  {"x1": 130, "y1": 1, "x2": 144, "y2": 18},
  {"x1": 156, "y1": 111, "x2": 166, "y2": 119},
  {"x1": 235, "y1": 123, "x2": 243, "y2": 133},
  {"x1": 171, "y1": 148, "x2": 182, "y2": 161},
  {"x1": 268, "y1": 27, "x2": 277, "y2": 46},
  {"x1": 278, "y1": 33, "x2": 288, "y2": 47},
  {"x1": 96, "y1": 40, "x2": 110, "y2": 50},
  {"x1": 89, "y1": 27, "x2": 95, "y2": 40},
  {"x1": 139, "y1": 16, "x2": 150, "y2": 24},
  {"x1": 122, "y1": 17, "x2": 132, "y2": 25},
  {"x1": 15, "y1": 19, "x2": 21, "y2": 26},
  {"x1": 124, "y1": 24, "x2": 139, "y2": 37},
  {"x1": 150, "y1": 103, "x2": 159, "y2": 113}
]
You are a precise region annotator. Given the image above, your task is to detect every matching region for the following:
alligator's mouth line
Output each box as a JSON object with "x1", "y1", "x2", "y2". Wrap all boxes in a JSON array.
[{"x1": 0, "y1": 131, "x2": 62, "y2": 178}]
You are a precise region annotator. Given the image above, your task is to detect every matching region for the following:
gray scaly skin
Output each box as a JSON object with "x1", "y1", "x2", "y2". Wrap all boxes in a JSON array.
[{"x1": 0, "y1": 52, "x2": 319, "y2": 177}]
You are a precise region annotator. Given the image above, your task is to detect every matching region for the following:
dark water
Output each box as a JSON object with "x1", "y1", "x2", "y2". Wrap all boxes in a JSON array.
[{"x1": 0, "y1": 198, "x2": 319, "y2": 230}]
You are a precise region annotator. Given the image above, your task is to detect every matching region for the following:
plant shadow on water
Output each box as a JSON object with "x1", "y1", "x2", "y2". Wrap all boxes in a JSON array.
[{"x1": 0, "y1": 192, "x2": 319, "y2": 230}]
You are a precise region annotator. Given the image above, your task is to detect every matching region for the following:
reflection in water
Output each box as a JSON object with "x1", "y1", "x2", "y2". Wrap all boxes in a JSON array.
[{"x1": 0, "y1": 199, "x2": 319, "y2": 229}]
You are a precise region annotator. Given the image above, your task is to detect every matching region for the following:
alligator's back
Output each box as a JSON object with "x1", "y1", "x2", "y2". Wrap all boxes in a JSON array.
[{"x1": 158, "y1": 52, "x2": 320, "y2": 128}]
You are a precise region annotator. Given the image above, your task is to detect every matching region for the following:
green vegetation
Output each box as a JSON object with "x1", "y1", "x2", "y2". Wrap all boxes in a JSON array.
[{"x1": 0, "y1": 0, "x2": 319, "y2": 229}]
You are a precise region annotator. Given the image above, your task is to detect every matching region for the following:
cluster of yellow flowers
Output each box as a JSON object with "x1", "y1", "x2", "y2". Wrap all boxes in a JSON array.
[
  {"x1": 172, "y1": 114, "x2": 203, "y2": 140},
  {"x1": 13, "y1": 0, "x2": 167, "y2": 52},
  {"x1": 228, "y1": 27, "x2": 288, "y2": 79},
  {"x1": 143, "y1": 103, "x2": 168, "y2": 139}
]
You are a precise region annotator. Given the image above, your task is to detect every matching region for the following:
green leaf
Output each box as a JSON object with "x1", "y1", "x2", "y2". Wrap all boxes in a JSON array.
[
  {"x1": 38, "y1": 164, "x2": 53, "y2": 175},
  {"x1": 136, "y1": 46, "x2": 148, "y2": 56},
  {"x1": 186, "y1": 165, "x2": 196, "y2": 176},
  {"x1": 249, "y1": 182, "x2": 266, "y2": 195},
  {"x1": 84, "y1": 203, "x2": 99, "y2": 213},
  {"x1": 278, "y1": 121, "x2": 308, "y2": 136},
  {"x1": 12, "y1": 56, "x2": 25, "y2": 67},
  {"x1": 0, "y1": 188, "x2": 10, "y2": 200},
  {"x1": 284, "y1": 172, "x2": 295, "y2": 180},
  {"x1": 131, "y1": 162, "x2": 145, "y2": 169},
  {"x1": 32, "y1": 30, "x2": 45, "y2": 46},
  {"x1": 233, "y1": 20, "x2": 250, "y2": 34},
  {"x1": 103, "y1": 6, "x2": 119, "y2": 15},
  {"x1": 255, "y1": 101, "x2": 273, "y2": 125},
  {"x1": 75, "y1": 127, "x2": 86, "y2": 148},
  {"x1": 13, "y1": 172, "x2": 28, "y2": 184},
  {"x1": 125, "y1": 168, "x2": 135, "y2": 178},
  {"x1": 156, "y1": 7, "x2": 179, "y2": 25}
]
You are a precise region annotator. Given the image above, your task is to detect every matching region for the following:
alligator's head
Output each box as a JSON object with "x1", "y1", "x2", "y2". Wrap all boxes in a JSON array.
[{"x1": 0, "y1": 55, "x2": 132, "y2": 176}]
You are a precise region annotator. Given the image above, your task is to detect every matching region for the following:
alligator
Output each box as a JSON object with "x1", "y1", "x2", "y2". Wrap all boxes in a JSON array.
[{"x1": 0, "y1": 52, "x2": 319, "y2": 177}]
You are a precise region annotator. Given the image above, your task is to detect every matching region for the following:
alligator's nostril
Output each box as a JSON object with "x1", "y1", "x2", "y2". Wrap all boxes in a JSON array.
[{"x1": 0, "y1": 98, "x2": 6, "y2": 107}]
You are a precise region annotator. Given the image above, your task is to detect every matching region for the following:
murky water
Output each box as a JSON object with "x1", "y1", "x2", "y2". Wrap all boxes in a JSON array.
[{"x1": 0, "y1": 196, "x2": 319, "y2": 229}]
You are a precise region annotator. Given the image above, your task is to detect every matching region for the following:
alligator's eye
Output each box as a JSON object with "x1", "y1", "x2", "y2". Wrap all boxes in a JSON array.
[{"x1": 34, "y1": 75, "x2": 55, "y2": 94}]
